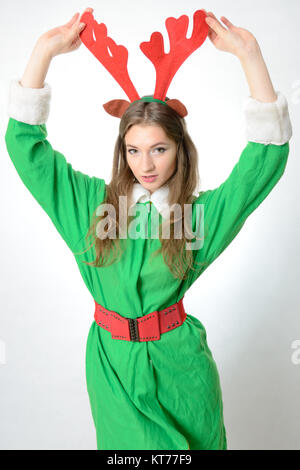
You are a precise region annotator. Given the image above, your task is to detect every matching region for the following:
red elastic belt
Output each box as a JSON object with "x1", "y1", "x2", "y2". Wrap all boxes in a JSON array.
[{"x1": 94, "y1": 296, "x2": 186, "y2": 342}]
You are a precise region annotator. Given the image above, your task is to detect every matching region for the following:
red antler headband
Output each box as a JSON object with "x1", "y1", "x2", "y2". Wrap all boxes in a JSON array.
[{"x1": 79, "y1": 9, "x2": 209, "y2": 118}]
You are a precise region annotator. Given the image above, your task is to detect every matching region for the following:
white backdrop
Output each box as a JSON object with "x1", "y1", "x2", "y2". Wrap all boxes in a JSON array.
[{"x1": 0, "y1": 0, "x2": 299, "y2": 450}]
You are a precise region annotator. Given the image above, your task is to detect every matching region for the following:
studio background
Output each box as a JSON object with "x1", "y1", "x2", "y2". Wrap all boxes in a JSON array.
[{"x1": 0, "y1": 0, "x2": 299, "y2": 450}]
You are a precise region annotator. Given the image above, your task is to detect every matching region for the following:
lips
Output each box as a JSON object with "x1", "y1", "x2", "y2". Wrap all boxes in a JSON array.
[{"x1": 141, "y1": 175, "x2": 158, "y2": 182}]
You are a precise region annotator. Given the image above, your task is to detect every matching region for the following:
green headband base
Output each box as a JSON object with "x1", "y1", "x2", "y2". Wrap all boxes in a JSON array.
[{"x1": 132, "y1": 96, "x2": 167, "y2": 106}]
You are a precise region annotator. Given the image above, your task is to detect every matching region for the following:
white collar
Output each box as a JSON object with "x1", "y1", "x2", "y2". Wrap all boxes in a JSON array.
[
  {"x1": 129, "y1": 182, "x2": 199, "y2": 219},
  {"x1": 129, "y1": 182, "x2": 170, "y2": 219}
]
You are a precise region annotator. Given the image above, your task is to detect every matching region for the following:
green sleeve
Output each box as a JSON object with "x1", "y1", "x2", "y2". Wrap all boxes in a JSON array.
[
  {"x1": 192, "y1": 140, "x2": 290, "y2": 271},
  {"x1": 5, "y1": 117, "x2": 106, "y2": 252}
]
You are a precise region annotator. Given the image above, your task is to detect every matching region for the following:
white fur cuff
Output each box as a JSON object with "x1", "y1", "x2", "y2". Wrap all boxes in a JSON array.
[
  {"x1": 7, "y1": 78, "x2": 51, "y2": 125},
  {"x1": 243, "y1": 90, "x2": 293, "y2": 145}
]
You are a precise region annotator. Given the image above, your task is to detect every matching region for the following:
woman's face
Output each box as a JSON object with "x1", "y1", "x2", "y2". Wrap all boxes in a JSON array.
[{"x1": 125, "y1": 124, "x2": 177, "y2": 194}]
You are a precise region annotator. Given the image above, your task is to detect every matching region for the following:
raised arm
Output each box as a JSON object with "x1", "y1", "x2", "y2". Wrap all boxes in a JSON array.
[
  {"x1": 5, "y1": 9, "x2": 106, "y2": 252},
  {"x1": 205, "y1": 11, "x2": 279, "y2": 103},
  {"x1": 188, "y1": 13, "x2": 293, "y2": 280}
]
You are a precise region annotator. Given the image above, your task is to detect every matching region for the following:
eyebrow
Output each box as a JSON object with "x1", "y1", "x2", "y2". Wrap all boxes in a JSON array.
[{"x1": 126, "y1": 141, "x2": 169, "y2": 148}]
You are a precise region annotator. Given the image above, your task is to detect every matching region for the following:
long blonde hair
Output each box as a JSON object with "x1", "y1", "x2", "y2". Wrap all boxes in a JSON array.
[{"x1": 75, "y1": 96, "x2": 206, "y2": 280}]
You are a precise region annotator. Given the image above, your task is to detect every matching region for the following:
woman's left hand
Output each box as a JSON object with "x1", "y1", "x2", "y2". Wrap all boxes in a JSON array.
[{"x1": 204, "y1": 12, "x2": 260, "y2": 59}]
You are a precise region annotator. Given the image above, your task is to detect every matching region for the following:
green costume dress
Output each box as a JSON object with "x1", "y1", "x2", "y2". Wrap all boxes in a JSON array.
[{"x1": 5, "y1": 79, "x2": 292, "y2": 450}]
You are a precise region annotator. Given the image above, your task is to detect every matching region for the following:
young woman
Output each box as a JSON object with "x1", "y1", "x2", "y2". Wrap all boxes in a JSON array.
[{"x1": 5, "y1": 8, "x2": 292, "y2": 450}]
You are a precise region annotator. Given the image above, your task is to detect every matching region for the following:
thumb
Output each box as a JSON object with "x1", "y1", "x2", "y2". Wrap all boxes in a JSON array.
[
  {"x1": 70, "y1": 17, "x2": 85, "y2": 37},
  {"x1": 78, "y1": 22, "x2": 86, "y2": 32}
]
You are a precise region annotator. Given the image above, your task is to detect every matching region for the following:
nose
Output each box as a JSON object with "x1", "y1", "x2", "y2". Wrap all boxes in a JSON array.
[{"x1": 141, "y1": 153, "x2": 156, "y2": 173}]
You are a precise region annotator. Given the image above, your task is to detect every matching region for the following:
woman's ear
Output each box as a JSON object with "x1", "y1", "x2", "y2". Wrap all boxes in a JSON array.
[{"x1": 103, "y1": 99, "x2": 131, "y2": 117}]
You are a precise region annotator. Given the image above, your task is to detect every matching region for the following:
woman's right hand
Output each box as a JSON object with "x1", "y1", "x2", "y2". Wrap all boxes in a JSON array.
[{"x1": 37, "y1": 8, "x2": 93, "y2": 58}]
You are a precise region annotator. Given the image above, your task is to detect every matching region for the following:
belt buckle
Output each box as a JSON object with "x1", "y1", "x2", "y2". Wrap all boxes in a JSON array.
[
  {"x1": 128, "y1": 318, "x2": 140, "y2": 342},
  {"x1": 128, "y1": 311, "x2": 161, "y2": 342},
  {"x1": 137, "y1": 310, "x2": 160, "y2": 342}
]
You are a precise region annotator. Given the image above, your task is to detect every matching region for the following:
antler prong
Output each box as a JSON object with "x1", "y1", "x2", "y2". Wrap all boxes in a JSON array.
[
  {"x1": 80, "y1": 11, "x2": 140, "y2": 102},
  {"x1": 139, "y1": 10, "x2": 209, "y2": 101}
]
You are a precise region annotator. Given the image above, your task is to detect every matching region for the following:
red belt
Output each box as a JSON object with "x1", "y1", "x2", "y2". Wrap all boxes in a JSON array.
[{"x1": 94, "y1": 296, "x2": 186, "y2": 342}]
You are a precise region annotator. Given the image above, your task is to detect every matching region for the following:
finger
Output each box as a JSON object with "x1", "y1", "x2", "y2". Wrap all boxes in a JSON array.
[
  {"x1": 205, "y1": 11, "x2": 215, "y2": 22},
  {"x1": 81, "y1": 7, "x2": 94, "y2": 16},
  {"x1": 206, "y1": 11, "x2": 220, "y2": 22},
  {"x1": 206, "y1": 11, "x2": 228, "y2": 29},
  {"x1": 220, "y1": 16, "x2": 235, "y2": 29},
  {"x1": 203, "y1": 12, "x2": 218, "y2": 41},
  {"x1": 69, "y1": 16, "x2": 85, "y2": 37},
  {"x1": 207, "y1": 28, "x2": 217, "y2": 42},
  {"x1": 79, "y1": 7, "x2": 94, "y2": 21},
  {"x1": 65, "y1": 7, "x2": 93, "y2": 29},
  {"x1": 205, "y1": 15, "x2": 227, "y2": 35},
  {"x1": 65, "y1": 12, "x2": 80, "y2": 28}
]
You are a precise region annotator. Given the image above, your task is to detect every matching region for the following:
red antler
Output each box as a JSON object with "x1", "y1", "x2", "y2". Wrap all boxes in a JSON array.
[
  {"x1": 79, "y1": 11, "x2": 140, "y2": 102},
  {"x1": 139, "y1": 10, "x2": 209, "y2": 101}
]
